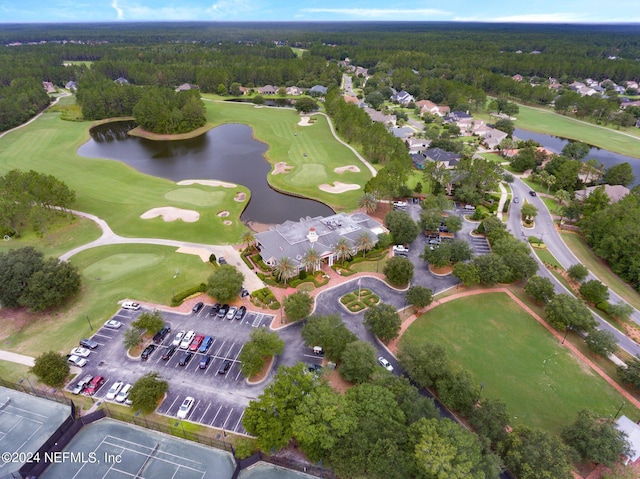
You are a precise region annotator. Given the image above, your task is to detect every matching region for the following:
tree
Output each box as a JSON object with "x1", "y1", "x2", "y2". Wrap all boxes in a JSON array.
[
  {"x1": 473, "y1": 253, "x2": 510, "y2": 285},
  {"x1": 618, "y1": 355, "x2": 640, "y2": 390},
  {"x1": 545, "y1": 294, "x2": 597, "y2": 332},
  {"x1": 372, "y1": 375, "x2": 439, "y2": 424},
  {"x1": 31, "y1": 351, "x2": 69, "y2": 387},
  {"x1": 282, "y1": 291, "x2": 313, "y2": 322},
  {"x1": 538, "y1": 170, "x2": 556, "y2": 194},
  {"x1": 554, "y1": 189, "x2": 571, "y2": 206},
  {"x1": 332, "y1": 238, "x2": 352, "y2": 265},
  {"x1": 582, "y1": 186, "x2": 611, "y2": 219},
  {"x1": 494, "y1": 118, "x2": 515, "y2": 135},
  {"x1": 452, "y1": 262, "x2": 480, "y2": 286},
  {"x1": 301, "y1": 247, "x2": 321, "y2": 274},
  {"x1": 338, "y1": 340, "x2": 378, "y2": 384},
  {"x1": 469, "y1": 398, "x2": 510, "y2": 444},
  {"x1": 562, "y1": 141, "x2": 590, "y2": 161},
  {"x1": 128, "y1": 372, "x2": 169, "y2": 414},
  {"x1": 498, "y1": 426, "x2": 573, "y2": 479},
  {"x1": 405, "y1": 285, "x2": 434, "y2": 310},
  {"x1": 243, "y1": 364, "x2": 317, "y2": 452},
  {"x1": 207, "y1": 264, "x2": 244, "y2": 302},
  {"x1": 585, "y1": 329, "x2": 618, "y2": 357},
  {"x1": 561, "y1": 409, "x2": 631, "y2": 467},
  {"x1": 384, "y1": 210, "x2": 419, "y2": 245},
  {"x1": 363, "y1": 303, "x2": 402, "y2": 342},
  {"x1": 132, "y1": 310, "x2": 164, "y2": 335},
  {"x1": 239, "y1": 328, "x2": 285, "y2": 378},
  {"x1": 19, "y1": 258, "x2": 81, "y2": 311},
  {"x1": 521, "y1": 203, "x2": 538, "y2": 223},
  {"x1": 365, "y1": 91, "x2": 385, "y2": 109},
  {"x1": 604, "y1": 162, "x2": 635, "y2": 186},
  {"x1": 123, "y1": 327, "x2": 143, "y2": 349},
  {"x1": 301, "y1": 314, "x2": 357, "y2": 362},
  {"x1": 397, "y1": 341, "x2": 450, "y2": 388},
  {"x1": 568, "y1": 263, "x2": 589, "y2": 282},
  {"x1": 609, "y1": 302, "x2": 634, "y2": 321},
  {"x1": 436, "y1": 369, "x2": 482, "y2": 415},
  {"x1": 580, "y1": 279, "x2": 610, "y2": 304},
  {"x1": 273, "y1": 256, "x2": 297, "y2": 284},
  {"x1": 355, "y1": 231, "x2": 375, "y2": 257},
  {"x1": 525, "y1": 276, "x2": 556, "y2": 304},
  {"x1": 383, "y1": 256, "x2": 414, "y2": 286},
  {"x1": 294, "y1": 96, "x2": 319, "y2": 113},
  {"x1": 443, "y1": 214, "x2": 462, "y2": 233},
  {"x1": 358, "y1": 192, "x2": 378, "y2": 213}
]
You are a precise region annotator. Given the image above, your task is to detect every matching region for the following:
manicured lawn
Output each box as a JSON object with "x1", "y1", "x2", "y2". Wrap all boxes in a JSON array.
[
  {"x1": 532, "y1": 246, "x2": 563, "y2": 269},
  {"x1": 2, "y1": 244, "x2": 213, "y2": 355},
  {"x1": 204, "y1": 99, "x2": 372, "y2": 211},
  {"x1": 560, "y1": 231, "x2": 640, "y2": 311},
  {"x1": 400, "y1": 293, "x2": 639, "y2": 434}
]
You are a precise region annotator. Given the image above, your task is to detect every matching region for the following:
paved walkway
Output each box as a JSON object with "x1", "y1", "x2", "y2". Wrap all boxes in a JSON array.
[
  {"x1": 0, "y1": 350, "x2": 35, "y2": 367},
  {"x1": 496, "y1": 182, "x2": 508, "y2": 221},
  {"x1": 387, "y1": 287, "x2": 640, "y2": 411}
]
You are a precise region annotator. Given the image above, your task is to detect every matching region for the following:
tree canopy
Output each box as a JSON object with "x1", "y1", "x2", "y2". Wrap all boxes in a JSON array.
[
  {"x1": 128, "y1": 372, "x2": 169, "y2": 414},
  {"x1": 239, "y1": 328, "x2": 285, "y2": 378},
  {"x1": 206, "y1": 264, "x2": 244, "y2": 302},
  {"x1": 363, "y1": 303, "x2": 402, "y2": 342},
  {"x1": 31, "y1": 351, "x2": 69, "y2": 387}
]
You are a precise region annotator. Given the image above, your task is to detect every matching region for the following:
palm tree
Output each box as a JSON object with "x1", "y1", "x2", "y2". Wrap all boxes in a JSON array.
[
  {"x1": 333, "y1": 238, "x2": 352, "y2": 265},
  {"x1": 274, "y1": 256, "x2": 297, "y2": 284},
  {"x1": 301, "y1": 248, "x2": 322, "y2": 273},
  {"x1": 240, "y1": 231, "x2": 256, "y2": 252},
  {"x1": 554, "y1": 189, "x2": 571, "y2": 206},
  {"x1": 356, "y1": 232, "x2": 375, "y2": 257},
  {"x1": 358, "y1": 193, "x2": 377, "y2": 214}
]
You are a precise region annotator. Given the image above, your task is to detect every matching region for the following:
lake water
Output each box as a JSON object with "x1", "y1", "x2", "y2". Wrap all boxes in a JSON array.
[
  {"x1": 513, "y1": 128, "x2": 640, "y2": 186},
  {"x1": 77, "y1": 121, "x2": 334, "y2": 224}
]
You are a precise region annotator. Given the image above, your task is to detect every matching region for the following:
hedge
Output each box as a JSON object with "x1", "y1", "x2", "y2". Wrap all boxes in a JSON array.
[{"x1": 171, "y1": 283, "x2": 207, "y2": 306}]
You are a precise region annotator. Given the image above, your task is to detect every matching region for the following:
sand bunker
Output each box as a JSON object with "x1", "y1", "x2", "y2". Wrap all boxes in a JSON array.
[
  {"x1": 176, "y1": 246, "x2": 212, "y2": 262},
  {"x1": 223, "y1": 220, "x2": 233, "y2": 226},
  {"x1": 273, "y1": 162, "x2": 294, "y2": 175},
  {"x1": 234, "y1": 192, "x2": 246, "y2": 202},
  {"x1": 298, "y1": 116, "x2": 312, "y2": 126},
  {"x1": 334, "y1": 165, "x2": 361, "y2": 174},
  {"x1": 141, "y1": 207, "x2": 200, "y2": 223},
  {"x1": 319, "y1": 182, "x2": 361, "y2": 194},
  {"x1": 177, "y1": 179, "x2": 236, "y2": 188},
  {"x1": 217, "y1": 211, "x2": 230, "y2": 217}
]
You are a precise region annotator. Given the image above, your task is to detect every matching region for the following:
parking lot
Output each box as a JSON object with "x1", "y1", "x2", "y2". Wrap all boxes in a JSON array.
[{"x1": 65, "y1": 304, "x2": 274, "y2": 434}]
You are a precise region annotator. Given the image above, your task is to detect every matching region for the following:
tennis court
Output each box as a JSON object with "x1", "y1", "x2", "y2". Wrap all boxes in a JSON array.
[
  {"x1": 39, "y1": 419, "x2": 236, "y2": 479},
  {"x1": 239, "y1": 463, "x2": 320, "y2": 479}
]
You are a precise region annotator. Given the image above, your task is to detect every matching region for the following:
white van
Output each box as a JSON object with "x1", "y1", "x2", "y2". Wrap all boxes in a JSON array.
[{"x1": 464, "y1": 204, "x2": 476, "y2": 211}]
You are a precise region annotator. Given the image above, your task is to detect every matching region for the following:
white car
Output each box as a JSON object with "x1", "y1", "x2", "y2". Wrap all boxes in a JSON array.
[
  {"x1": 172, "y1": 331, "x2": 186, "y2": 347},
  {"x1": 180, "y1": 330, "x2": 196, "y2": 349},
  {"x1": 70, "y1": 347, "x2": 91, "y2": 358},
  {"x1": 122, "y1": 301, "x2": 141, "y2": 311},
  {"x1": 104, "y1": 319, "x2": 122, "y2": 329},
  {"x1": 392, "y1": 245, "x2": 409, "y2": 256},
  {"x1": 115, "y1": 383, "x2": 132, "y2": 403},
  {"x1": 226, "y1": 306, "x2": 238, "y2": 320},
  {"x1": 106, "y1": 381, "x2": 124, "y2": 400},
  {"x1": 67, "y1": 355, "x2": 87, "y2": 368},
  {"x1": 378, "y1": 356, "x2": 393, "y2": 372},
  {"x1": 177, "y1": 396, "x2": 195, "y2": 419}
]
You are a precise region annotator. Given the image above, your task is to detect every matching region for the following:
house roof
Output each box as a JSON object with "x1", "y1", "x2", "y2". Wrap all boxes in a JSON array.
[
  {"x1": 616, "y1": 416, "x2": 640, "y2": 464},
  {"x1": 310, "y1": 85, "x2": 328, "y2": 94},
  {"x1": 391, "y1": 127, "x2": 414, "y2": 138},
  {"x1": 574, "y1": 184, "x2": 630, "y2": 204},
  {"x1": 423, "y1": 147, "x2": 461, "y2": 167},
  {"x1": 364, "y1": 107, "x2": 396, "y2": 125}
]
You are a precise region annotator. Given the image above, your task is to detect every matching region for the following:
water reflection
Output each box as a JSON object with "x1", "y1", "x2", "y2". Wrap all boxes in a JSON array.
[{"x1": 78, "y1": 121, "x2": 334, "y2": 224}]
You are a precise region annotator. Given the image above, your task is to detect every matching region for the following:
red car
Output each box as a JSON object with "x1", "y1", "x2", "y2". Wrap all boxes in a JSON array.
[
  {"x1": 189, "y1": 334, "x2": 204, "y2": 352},
  {"x1": 84, "y1": 375, "x2": 105, "y2": 396}
]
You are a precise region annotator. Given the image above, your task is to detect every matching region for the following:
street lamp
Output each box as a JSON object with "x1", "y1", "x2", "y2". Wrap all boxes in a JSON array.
[
  {"x1": 86, "y1": 315, "x2": 93, "y2": 330},
  {"x1": 562, "y1": 326, "x2": 571, "y2": 345},
  {"x1": 614, "y1": 401, "x2": 626, "y2": 419}
]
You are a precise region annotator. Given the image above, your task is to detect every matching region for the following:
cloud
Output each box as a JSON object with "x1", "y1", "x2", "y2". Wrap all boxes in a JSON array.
[
  {"x1": 300, "y1": 7, "x2": 450, "y2": 18},
  {"x1": 111, "y1": 0, "x2": 124, "y2": 19},
  {"x1": 454, "y1": 12, "x2": 590, "y2": 23},
  {"x1": 208, "y1": 0, "x2": 255, "y2": 17}
]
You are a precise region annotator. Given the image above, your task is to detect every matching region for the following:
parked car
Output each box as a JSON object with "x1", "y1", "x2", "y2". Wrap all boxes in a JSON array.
[
  {"x1": 378, "y1": 356, "x2": 393, "y2": 372},
  {"x1": 71, "y1": 374, "x2": 93, "y2": 395},
  {"x1": 104, "y1": 319, "x2": 122, "y2": 329},
  {"x1": 70, "y1": 347, "x2": 91, "y2": 358},
  {"x1": 392, "y1": 245, "x2": 409, "y2": 257},
  {"x1": 208, "y1": 303, "x2": 221, "y2": 316},
  {"x1": 162, "y1": 346, "x2": 177, "y2": 360},
  {"x1": 513, "y1": 197, "x2": 520, "y2": 203},
  {"x1": 393, "y1": 201, "x2": 408, "y2": 210},
  {"x1": 308, "y1": 363, "x2": 322, "y2": 373},
  {"x1": 122, "y1": 301, "x2": 140, "y2": 311},
  {"x1": 115, "y1": 383, "x2": 132, "y2": 403},
  {"x1": 226, "y1": 306, "x2": 238, "y2": 320},
  {"x1": 199, "y1": 354, "x2": 212, "y2": 369},
  {"x1": 180, "y1": 330, "x2": 196, "y2": 349},
  {"x1": 218, "y1": 360, "x2": 232, "y2": 374},
  {"x1": 198, "y1": 336, "x2": 213, "y2": 353},
  {"x1": 106, "y1": 381, "x2": 124, "y2": 400},
  {"x1": 153, "y1": 326, "x2": 171, "y2": 344},
  {"x1": 218, "y1": 257, "x2": 227, "y2": 265},
  {"x1": 234, "y1": 306, "x2": 247, "y2": 321},
  {"x1": 172, "y1": 330, "x2": 185, "y2": 347},
  {"x1": 240, "y1": 288, "x2": 250, "y2": 298},
  {"x1": 217, "y1": 304, "x2": 229, "y2": 318},
  {"x1": 529, "y1": 190, "x2": 537, "y2": 197},
  {"x1": 189, "y1": 334, "x2": 204, "y2": 352},
  {"x1": 84, "y1": 376, "x2": 105, "y2": 396},
  {"x1": 79, "y1": 338, "x2": 98, "y2": 349},
  {"x1": 313, "y1": 346, "x2": 324, "y2": 355},
  {"x1": 192, "y1": 302, "x2": 204, "y2": 313},
  {"x1": 141, "y1": 344, "x2": 156, "y2": 361},
  {"x1": 67, "y1": 355, "x2": 87, "y2": 368},
  {"x1": 177, "y1": 396, "x2": 194, "y2": 419},
  {"x1": 179, "y1": 351, "x2": 194, "y2": 366}
]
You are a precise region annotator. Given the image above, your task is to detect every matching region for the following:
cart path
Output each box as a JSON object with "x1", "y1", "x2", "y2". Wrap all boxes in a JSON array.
[{"x1": 387, "y1": 286, "x2": 640, "y2": 411}]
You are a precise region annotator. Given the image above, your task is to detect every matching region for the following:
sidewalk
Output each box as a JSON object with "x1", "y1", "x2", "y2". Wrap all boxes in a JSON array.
[{"x1": 0, "y1": 350, "x2": 35, "y2": 367}]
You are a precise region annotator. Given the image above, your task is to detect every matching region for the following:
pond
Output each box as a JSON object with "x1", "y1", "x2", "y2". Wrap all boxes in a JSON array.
[
  {"x1": 77, "y1": 121, "x2": 334, "y2": 224},
  {"x1": 513, "y1": 128, "x2": 640, "y2": 186}
]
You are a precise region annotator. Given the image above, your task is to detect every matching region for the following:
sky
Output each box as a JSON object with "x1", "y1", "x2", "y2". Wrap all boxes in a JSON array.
[{"x1": 1, "y1": 0, "x2": 640, "y2": 24}]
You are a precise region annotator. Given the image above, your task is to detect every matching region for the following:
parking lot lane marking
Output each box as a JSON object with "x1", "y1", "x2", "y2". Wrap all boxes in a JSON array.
[
  {"x1": 233, "y1": 411, "x2": 245, "y2": 432},
  {"x1": 209, "y1": 405, "x2": 223, "y2": 426},
  {"x1": 251, "y1": 314, "x2": 263, "y2": 327},
  {"x1": 212, "y1": 340, "x2": 227, "y2": 358},
  {"x1": 224, "y1": 343, "x2": 235, "y2": 359},
  {"x1": 222, "y1": 408, "x2": 234, "y2": 429},
  {"x1": 200, "y1": 402, "x2": 212, "y2": 422},
  {"x1": 233, "y1": 367, "x2": 243, "y2": 381},
  {"x1": 166, "y1": 395, "x2": 181, "y2": 414}
]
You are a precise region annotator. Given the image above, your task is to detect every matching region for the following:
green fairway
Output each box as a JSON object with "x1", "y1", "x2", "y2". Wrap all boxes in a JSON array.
[
  {"x1": 400, "y1": 293, "x2": 639, "y2": 434},
  {"x1": 204, "y1": 99, "x2": 372, "y2": 211},
  {"x1": 2, "y1": 244, "x2": 213, "y2": 355}
]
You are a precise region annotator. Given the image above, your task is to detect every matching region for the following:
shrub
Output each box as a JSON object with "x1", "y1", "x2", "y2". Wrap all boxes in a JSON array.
[
  {"x1": 209, "y1": 253, "x2": 216, "y2": 264},
  {"x1": 472, "y1": 205, "x2": 490, "y2": 220},
  {"x1": 298, "y1": 270, "x2": 307, "y2": 280},
  {"x1": 171, "y1": 283, "x2": 207, "y2": 306}
]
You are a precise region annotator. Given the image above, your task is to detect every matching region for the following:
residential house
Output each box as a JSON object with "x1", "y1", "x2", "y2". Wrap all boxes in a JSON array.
[
  {"x1": 482, "y1": 128, "x2": 508, "y2": 150},
  {"x1": 512, "y1": 74, "x2": 524, "y2": 82},
  {"x1": 406, "y1": 138, "x2": 431, "y2": 154},
  {"x1": 415, "y1": 99, "x2": 449, "y2": 117},
  {"x1": 257, "y1": 85, "x2": 278, "y2": 95},
  {"x1": 354, "y1": 66, "x2": 369, "y2": 77},
  {"x1": 309, "y1": 85, "x2": 328, "y2": 96},
  {"x1": 364, "y1": 107, "x2": 396, "y2": 127},
  {"x1": 175, "y1": 83, "x2": 199, "y2": 92},
  {"x1": 422, "y1": 147, "x2": 461, "y2": 169},
  {"x1": 615, "y1": 416, "x2": 640, "y2": 466},
  {"x1": 625, "y1": 80, "x2": 639, "y2": 90},
  {"x1": 238, "y1": 86, "x2": 250, "y2": 95},
  {"x1": 574, "y1": 184, "x2": 630, "y2": 204},
  {"x1": 343, "y1": 95, "x2": 360, "y2": 104},
  {"x1": 255, "y1": 213, "x2": 385, "y2": 270},
  {"x1": 286, "y1": 86, "x2": 303, "y2": 96},
  {"x1": 65, "y1": 81, "x2": 77, "y2": 91},
  {"x1": 444, "y1": 110, "x2": 475, "y2": 134},
  {"x1": 577, "y1": 86, "x2": 598, "y2": 97},
  {"x1": 42, "y1": 81, "x2": 56, "y2": 93},
  {"x1": 114, "y1": 77, "x2": 129, "y2": 85},
  {"x1": 390, "y1": 90, "x2": 415, "y2": 106},
  {"x1": 391, "y1": 127, "x2": 414, "y2": 139}
]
